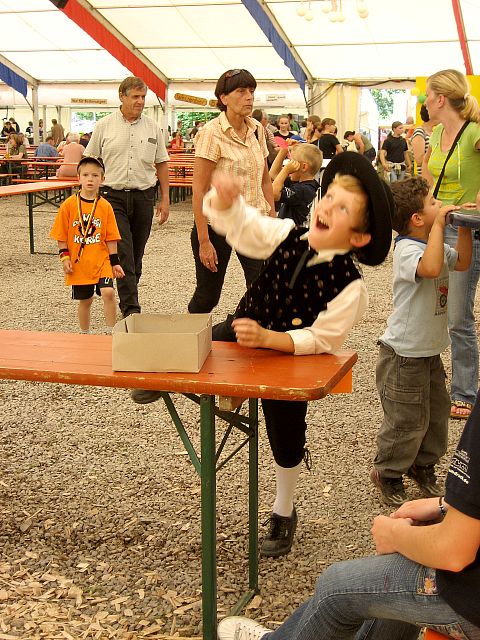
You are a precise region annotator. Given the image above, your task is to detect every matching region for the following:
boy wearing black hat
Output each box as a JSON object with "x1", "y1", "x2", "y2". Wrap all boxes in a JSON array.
[
  {"x1": 371, "y1": 177, "x2": 472, "y2": 507},
  {"x1": 203, "y1": 152, "x2": 394, "y2": 557},
  {"x1": 50, "y1": 156, "x2": 124, "y2": 333}
]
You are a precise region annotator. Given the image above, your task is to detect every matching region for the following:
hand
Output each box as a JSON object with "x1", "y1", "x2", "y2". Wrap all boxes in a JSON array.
[
  {"x1": 459, "y1": 202, "x2": 478, "y2": 210},
  {"x1": 390, "y1": 497, "x2": 442, "y2": 523},
  {"x1": 211, "y1": 172, "x2": 242, "y2": 210},
  {"x1": 371, "y1": 514, "x2": 412, "y2": 555},
  {"x1": 156, "y1": 199, "x2": 169, "y2": 225},
  {"x1": 112, "y1": 265, "x2": 125, "y2": 279},
  {"x1": 62, "y1": 259, "x2": 73, "y2": 274},
  {"x1": 232, "y1": 318, "x2": 267, "y2": 348},
  {"x1": 286, "y1": 138, "x2": 300, "y2": 148},
  {"x1": 285, "y1": 160, "x2": 301, "y2": 175},
  {"x1": 440, "y1": 204, "x2": 460, "y2": 214},
  {"x1": 199, "y1": 240, "x2": 218, "y2": 272}
]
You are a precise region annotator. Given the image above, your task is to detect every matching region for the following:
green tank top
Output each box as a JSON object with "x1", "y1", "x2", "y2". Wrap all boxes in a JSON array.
[{"x1": 428, "y1": 122, "x2": 480, "y2": 205}]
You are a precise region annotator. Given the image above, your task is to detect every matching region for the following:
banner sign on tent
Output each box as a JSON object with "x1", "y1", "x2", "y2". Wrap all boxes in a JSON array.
[{"x1": 0, "y1": 63, "x2": 27, "y2": 98}]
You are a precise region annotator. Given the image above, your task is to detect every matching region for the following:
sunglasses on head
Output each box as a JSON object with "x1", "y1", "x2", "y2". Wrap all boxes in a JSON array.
[{"x1": 225, "y1": 69, "x2": 242, "y2": 78}]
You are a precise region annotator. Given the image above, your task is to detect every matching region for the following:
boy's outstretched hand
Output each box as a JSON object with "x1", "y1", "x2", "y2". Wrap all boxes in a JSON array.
[
  {"x1": 232, "y1": 318, "x2": 267, "y2": 348},
  {"x1": 112, "y1": 265, "x2": 125, "y2": 279},
  {"x1": 211, "y1": 172, "x2": 243, "y2": 211}
]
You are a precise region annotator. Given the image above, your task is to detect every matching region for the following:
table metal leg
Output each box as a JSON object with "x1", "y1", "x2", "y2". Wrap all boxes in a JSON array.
[
  {"x1": 248, "y1": 398, "x2": 259, "y2": 592},
  {"x1": 200, "y1": 394, "x2": 217, "y2": 640},
  {"x1": 28, "y1": 191, "x2": 34, "y2": 254}
]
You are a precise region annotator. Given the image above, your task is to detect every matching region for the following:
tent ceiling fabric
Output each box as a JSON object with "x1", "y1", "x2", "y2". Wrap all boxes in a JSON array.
[{"x1": 0, "y1": 0, "x2": 479, "y2": 89}]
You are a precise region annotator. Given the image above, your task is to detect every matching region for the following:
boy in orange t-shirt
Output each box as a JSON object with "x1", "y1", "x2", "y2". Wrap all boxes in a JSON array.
[{"x1": 50, "y1": 156, "x2": 124, "y2": 332}]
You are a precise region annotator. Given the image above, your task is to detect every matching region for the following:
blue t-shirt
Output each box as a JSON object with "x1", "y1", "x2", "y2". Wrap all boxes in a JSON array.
[
  {"x1": 35, "y1": 143, "x2": 59, "y2": 159},
  {"x1": 380, "y1": 237, "x2": 457, "y2": 357}
]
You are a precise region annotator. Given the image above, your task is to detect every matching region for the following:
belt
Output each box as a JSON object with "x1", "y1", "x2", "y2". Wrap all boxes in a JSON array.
[{"x1": 104, "y1": 186, "x2": 154, "y2": 193}]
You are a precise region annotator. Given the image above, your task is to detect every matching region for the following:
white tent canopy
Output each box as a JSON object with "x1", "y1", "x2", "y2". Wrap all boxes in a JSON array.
[{"x1": 2, "y1": 0, "x2": 479, "y2": 87}]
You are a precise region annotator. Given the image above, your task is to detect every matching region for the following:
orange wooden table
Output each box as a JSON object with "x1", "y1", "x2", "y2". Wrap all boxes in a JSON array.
[
  {"x1": 0, "y1": 329, "x2": 356, "y2": 639},
  {"x1": 0, "y1": 180, "x2": 78, "y2": 253}
]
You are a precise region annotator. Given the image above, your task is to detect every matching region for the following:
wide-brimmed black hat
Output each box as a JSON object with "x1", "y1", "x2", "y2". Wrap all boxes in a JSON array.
[{"x1": 321, "y1": 152, "x2": 393, "y2": 266}]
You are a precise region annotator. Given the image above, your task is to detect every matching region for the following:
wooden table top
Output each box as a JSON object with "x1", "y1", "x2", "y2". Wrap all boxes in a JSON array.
[
  {"x1": 0, "y1": 180, "x2": 78, "y2": 196},
  {"x1": 0, "y1": 330, "x2": 357, "y2": 401}
]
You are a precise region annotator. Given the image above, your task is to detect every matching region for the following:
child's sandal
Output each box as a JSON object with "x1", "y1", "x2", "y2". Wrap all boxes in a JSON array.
[{"x1": 450, "y1": 400, "x2": 473, "y2": 420}]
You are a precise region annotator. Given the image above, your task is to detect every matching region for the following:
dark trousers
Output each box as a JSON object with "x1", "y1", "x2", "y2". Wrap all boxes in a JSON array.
[
  {"x1": 188, "y1": 225, "x2": 263, "y2": 313},
  {"x1": 101, "y1": 186, "x2": 155, "y2": 317},
  {"x1": 213, "y1": 317, "x2": 308, "y2": 468}
]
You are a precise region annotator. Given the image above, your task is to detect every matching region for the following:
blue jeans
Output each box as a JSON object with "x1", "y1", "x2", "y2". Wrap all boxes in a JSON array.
[
  {"x1": 389, "y1": 169, "x2": 405, "y2": 183},
  {"x1": 444, "y1": 226, "x2": 480, "y2": 406},
  {"x1": 264, "y1": 554, "x2": 480, "y2": 640}
]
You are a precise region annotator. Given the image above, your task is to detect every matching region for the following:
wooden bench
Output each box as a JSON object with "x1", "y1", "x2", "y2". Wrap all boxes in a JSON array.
[{"x1": 0, "y1": 329, "x2": 356, "y2": 640}]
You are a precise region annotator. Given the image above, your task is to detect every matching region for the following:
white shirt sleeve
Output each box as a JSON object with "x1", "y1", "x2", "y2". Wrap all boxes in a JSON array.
[
  {"x1": 203, "y1": 187, "x2": 295, "y2": 259},
  {"x1": 286, "y1": 279, "x2": 368, "y2": 355}
]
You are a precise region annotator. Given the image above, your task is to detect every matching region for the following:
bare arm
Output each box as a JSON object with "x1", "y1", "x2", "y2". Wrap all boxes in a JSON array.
[
  {"x1": 155, "y1": 161, "x2": 170, "y2": 224},
  {"x1": 416, "y1": 209, "x2": 448, "y2": 278},
  {"x1": 354, "y1": 133, "x2": 365, "y2": 154},
  {"x1": 421, "y1": 146, "x2": 434, "y2": 186},
  {"x1": 232, "y1": 318, "x2": 295, "y2": 352},
  {"x1": 379, "y1": 148, "x2": 388, "y2": 169},
  {"x1": 335, "y1": 144, "x2": 344, "y2": 155},
  {"x1": 372, "y1": 505, "x2": 480, "y2": 572},
  {"x1": 269, "y1": 146, "x2": 288, "y2": 181},
  {"x1": 404, "y1": 149, "x2": 411, "y2": 171},
  {"x1": 411, "y1": 134, "x2": 426, "y2": 168},
  {"x1": 193, "y1": 156, "x2": 218, "y2": 271},
  {"x1": 262, "y1": 159, "x2": 276, "y2": 217},
  {"x1": 455, "y1": 225, "x2": 473, "y2": 271},
  {"x1": 272, "y1": 160, "x2": 300, "y2": 202}
]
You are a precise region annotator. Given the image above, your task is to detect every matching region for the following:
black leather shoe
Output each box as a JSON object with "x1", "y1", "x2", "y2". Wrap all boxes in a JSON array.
[
  {"x1": 130, "y1": 389, "x2": 163, "y2": 404},
  {"x1": 260, "y1": 507, "x2": 297, "y2": 557}
]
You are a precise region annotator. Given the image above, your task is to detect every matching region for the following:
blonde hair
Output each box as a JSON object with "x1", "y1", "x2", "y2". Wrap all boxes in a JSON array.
[
  {"x1": 330, "y1": 173, "x2": 369, "y2": 231},
  {"x1": 292, "y1": 143, "x2": 323, "y2": 175},
  {"x1": 427, "y1": 69, "x2": 480, "y2": 123}
]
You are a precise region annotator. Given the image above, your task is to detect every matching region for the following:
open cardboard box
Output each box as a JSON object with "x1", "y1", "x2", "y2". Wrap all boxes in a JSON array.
[{"x1": 112, "y1": 313, "x2": 212, "y2": 372}]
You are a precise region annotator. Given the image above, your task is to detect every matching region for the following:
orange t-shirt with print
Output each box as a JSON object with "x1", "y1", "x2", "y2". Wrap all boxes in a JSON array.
[{"x1": 50, "y1": 194, "x2": 121, "y2": 285}]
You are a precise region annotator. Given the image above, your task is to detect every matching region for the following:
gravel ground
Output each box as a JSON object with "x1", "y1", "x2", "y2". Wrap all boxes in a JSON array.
[{"x1": 0, "y1": 193, "x2": 476, "y2": 639}]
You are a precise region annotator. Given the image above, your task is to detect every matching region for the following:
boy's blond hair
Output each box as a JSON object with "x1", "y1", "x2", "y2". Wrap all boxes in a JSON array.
[
  {"x1": 331, "y1": 173, "x2": 369, "y2": 232},
  {"x1": 292, "y1": 143, "x2": 323, "y2": 175}
]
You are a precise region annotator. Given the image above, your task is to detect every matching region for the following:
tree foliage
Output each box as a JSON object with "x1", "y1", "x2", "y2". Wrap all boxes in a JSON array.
[{"x1": 370, "y1": 89, "x2": 403, "y2": 121}]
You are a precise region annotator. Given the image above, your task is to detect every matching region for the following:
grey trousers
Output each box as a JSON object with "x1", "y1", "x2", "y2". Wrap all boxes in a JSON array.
[{"x1": 373, "y1": 342, "x2": 450, "y2": 478}]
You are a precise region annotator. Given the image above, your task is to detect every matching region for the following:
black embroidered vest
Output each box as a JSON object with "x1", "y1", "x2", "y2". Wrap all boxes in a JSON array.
[{"x1": 235, "y1": 227, "x2": 361, "y2": 331}]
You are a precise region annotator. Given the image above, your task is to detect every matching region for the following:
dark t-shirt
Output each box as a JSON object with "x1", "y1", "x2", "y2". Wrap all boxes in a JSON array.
[
  {"x1": 314, "y1": 134, "x2": 340, "y2": 159},
  {"x1": 437, "y1": 395, "x2": 480, "y2": 626},
  {"x1": 277, "y1": 177, "x2": 319, "y2": 226},
  {"x1": 382, "y1": 134, "x2": 408, "y2": 163}
]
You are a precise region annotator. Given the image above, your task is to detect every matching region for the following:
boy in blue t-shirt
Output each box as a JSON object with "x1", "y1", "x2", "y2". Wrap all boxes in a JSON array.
[
  {"x1": 269, "y1": 141, "x2": 322, "y2": 226},
  {"x1": 371, "y1": 176, "x2": 472, "y2": 506}
]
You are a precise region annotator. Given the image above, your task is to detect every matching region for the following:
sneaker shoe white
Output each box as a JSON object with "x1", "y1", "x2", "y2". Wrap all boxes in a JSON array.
[{"x1": 217, "y1": 616, "x2": 271, "y2": 640}]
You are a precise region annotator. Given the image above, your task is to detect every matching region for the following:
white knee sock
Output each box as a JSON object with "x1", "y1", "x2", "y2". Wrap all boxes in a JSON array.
[{"x1": 272, "y1": 461, "x2": 302, "y2": 517}]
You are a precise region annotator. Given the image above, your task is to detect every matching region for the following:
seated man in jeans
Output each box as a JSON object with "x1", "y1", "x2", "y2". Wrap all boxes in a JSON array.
[{"x1": 219, "y1": 393, "x2": 480, "y2": 640}]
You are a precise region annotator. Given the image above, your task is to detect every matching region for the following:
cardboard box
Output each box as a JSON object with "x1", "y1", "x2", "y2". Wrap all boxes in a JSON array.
[{"x1": 112, "y1": 313, "x2": 212, "y2": 373}]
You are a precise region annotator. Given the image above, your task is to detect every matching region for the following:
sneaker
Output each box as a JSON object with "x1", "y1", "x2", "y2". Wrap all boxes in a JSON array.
[
  {"x1": 407, "y1": 465, "x2": 443, "y2": 497},
  {"x1": 370, "y1": 469, "x2": 407, "y2": 506},
  {"x1": 217, "y1": 616, "x2": 271, "y2": 640},
  {"x1": 130, "y1": 389, "x2": 163, "y2": 404},
  {"x1": 260, "y1": 507, "x2": 297, "y2": 557}
]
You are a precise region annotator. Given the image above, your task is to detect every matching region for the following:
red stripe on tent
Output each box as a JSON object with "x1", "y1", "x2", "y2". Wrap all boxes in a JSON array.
[
  {"x1": 60, "y1": 0, "x2": 166, "y2": 99},
  {"x1": 451, "y1": 0, "x2": 473, "y2": 76}
]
